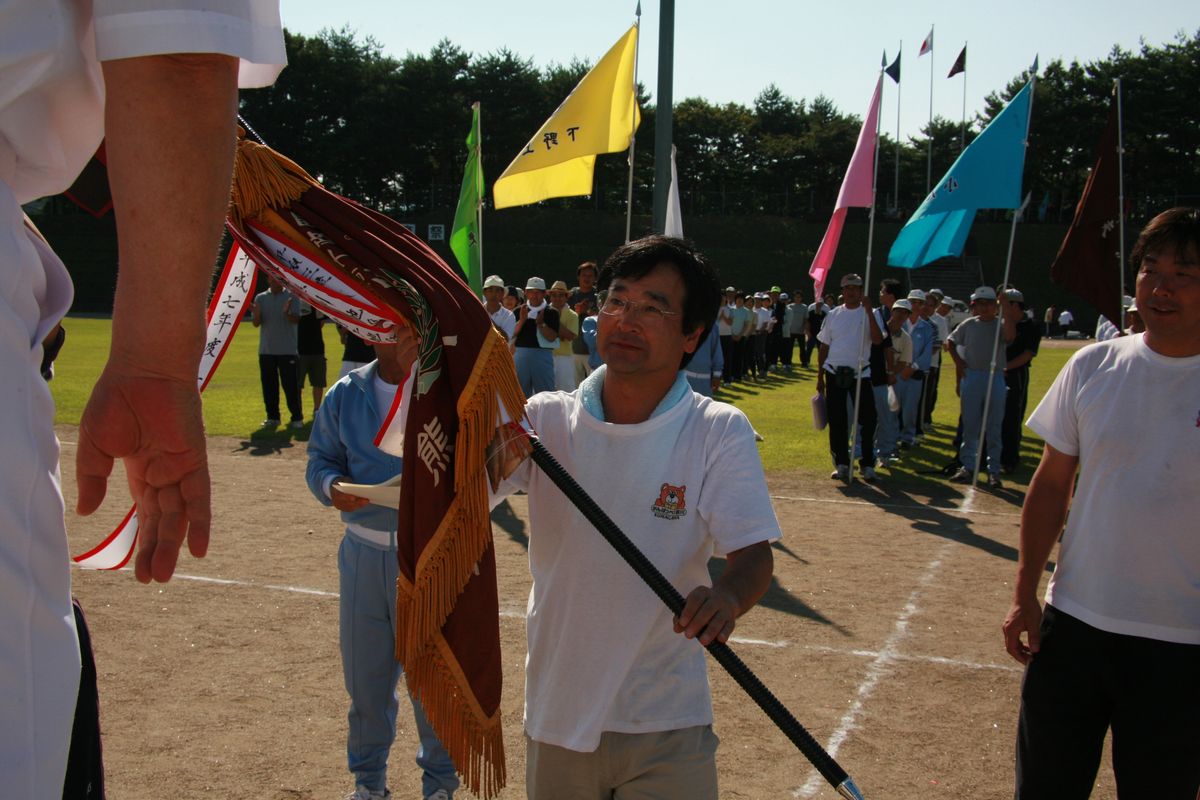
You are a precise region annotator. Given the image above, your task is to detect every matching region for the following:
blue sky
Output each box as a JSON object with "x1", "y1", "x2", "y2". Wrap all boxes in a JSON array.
[{"x1": 281, "y1": 0, "x2": 1196, "y2": 141}]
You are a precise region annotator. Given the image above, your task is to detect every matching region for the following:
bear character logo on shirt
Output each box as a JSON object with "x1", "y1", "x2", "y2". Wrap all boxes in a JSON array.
[{"x1": 651, "y1": 483, "x2": 687, "y2": 520}]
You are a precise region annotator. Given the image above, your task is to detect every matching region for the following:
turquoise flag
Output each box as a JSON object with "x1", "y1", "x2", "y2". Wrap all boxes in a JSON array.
[
  {"x1": 450, "y1": 102, "x2": 484, "y2": 294},
  {"x1": 888, "y1": 80, "x2": 1033, "y2": 268}
]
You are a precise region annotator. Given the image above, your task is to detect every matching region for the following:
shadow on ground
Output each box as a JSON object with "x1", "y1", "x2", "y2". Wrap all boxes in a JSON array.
[
  {"x1": 708, "y1": 557, "x2": 851, "y2": 636},
  {"x1": 233, "y1": 421, "x2": 312, "y2": 455}
]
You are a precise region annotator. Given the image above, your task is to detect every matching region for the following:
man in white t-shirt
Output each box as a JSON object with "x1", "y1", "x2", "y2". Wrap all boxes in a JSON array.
[
  {"x1": 482, "y1": 273, "x2": 516, "y2": 342},
  {"x1": 1, "y1": 3, "x2": 284, "y2": 795},
  {"x1": 495, "y1": 235, "x2": 779, "y2": 799},
  {"x1": 1002, "y1": 208, "x2": 1200, "y2": 798},
  {"x1": 816, "y1": 273, "x2": 884, "y2": 482}
]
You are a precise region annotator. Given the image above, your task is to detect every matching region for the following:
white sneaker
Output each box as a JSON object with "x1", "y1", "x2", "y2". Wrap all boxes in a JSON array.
[
  {"x1": 345, "y1": 788, "x2": 391, "y2": 800},
  {"x1": 290, "y1": 418, "x2": 305, "y2": 429}
]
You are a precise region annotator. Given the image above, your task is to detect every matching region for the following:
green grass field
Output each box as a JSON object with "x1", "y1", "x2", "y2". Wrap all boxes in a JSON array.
[{"x1": 51, "y1": 316, "x2": 1072, "y2": 485}]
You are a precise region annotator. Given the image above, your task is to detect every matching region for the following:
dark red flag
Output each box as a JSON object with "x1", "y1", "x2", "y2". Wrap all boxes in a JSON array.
[{"x1": 1050, "y1": 102, "x2": 1124, "y2": 324}]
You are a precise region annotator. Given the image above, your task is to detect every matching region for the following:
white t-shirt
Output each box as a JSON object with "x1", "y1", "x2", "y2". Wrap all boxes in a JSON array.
[
  {"x1": 1027, "y1": 335, "x2": 1200, "y2": 644},
  {"x1": 817, "y1": 304, "x2": 873, "y2": 377},
  {"x1": 498, "y1": 386, "x2": 781, "y2": 751},
  {"x1": 717, "y1": 303, "x2": 735, "y2": 336},
  {"x1": 488, "y1": 305, "x2": 516, "y2": 341},
  {"x1": 754, "y1": 305, "x2": 773, "y2": 332}
]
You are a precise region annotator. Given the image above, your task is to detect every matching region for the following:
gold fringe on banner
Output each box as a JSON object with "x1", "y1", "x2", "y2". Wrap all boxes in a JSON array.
[{"x1": 395, "y1": 328, "x2": 527, "y2": 665}]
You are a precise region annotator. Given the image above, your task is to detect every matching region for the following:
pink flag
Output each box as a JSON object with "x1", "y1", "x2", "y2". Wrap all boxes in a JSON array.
[{"x1": 808, "y1": 75, "x2": 882, "y2": 298}]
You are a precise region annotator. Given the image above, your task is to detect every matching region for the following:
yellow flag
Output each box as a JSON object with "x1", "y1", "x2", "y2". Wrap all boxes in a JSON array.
[{"x1": 493, "y1": 25, "x2": 640, "y2": 209}]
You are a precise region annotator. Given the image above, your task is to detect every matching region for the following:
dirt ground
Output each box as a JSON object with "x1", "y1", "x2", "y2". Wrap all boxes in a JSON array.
[{"x1": 61, "y1": 423, "x2": 1118, "y2": 800}]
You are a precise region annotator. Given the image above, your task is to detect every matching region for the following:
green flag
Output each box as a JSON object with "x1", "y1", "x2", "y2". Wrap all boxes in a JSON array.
[{"x1": 450, "y1": 102, "x2": 483, "y2": 294}]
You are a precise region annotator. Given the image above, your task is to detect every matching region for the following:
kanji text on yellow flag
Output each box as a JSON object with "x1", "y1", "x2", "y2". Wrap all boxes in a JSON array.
[{"x1": 493, "y1": 25, "x2": 640, "y2": 208}]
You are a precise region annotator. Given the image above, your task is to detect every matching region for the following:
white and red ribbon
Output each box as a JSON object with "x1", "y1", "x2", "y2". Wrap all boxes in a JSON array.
[{"x1": 74, "y1": 245, "x2": 257, "y2": 569}]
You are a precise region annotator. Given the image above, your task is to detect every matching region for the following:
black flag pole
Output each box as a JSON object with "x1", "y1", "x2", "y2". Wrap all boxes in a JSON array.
[{"x1": 525, "y1": 433, "x2": 866, "y2": 800}]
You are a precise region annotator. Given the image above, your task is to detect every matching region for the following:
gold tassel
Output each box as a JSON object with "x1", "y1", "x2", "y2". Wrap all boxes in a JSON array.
[
  {"x1": 229, "y1": 136, "x2": 319, "y2": 230},
  {"x1": 406, "y1": 639, "x2": 507, "y2": 799}
]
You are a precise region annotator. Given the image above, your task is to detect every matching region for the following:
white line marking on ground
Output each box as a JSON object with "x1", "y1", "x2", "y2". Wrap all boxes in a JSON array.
[
  {"x1": 769, "y1": 492, "x2": 1018, "y2": 518},
  {"x1": 87, "y1": 567, "x2": 1018, "y2": 674},
  {"x1": 730, "y1": 636, "x2": 789, "y2": 648},
  {"x1": 958, "y1": 485, "x2": 978, "y2": 515},
  {"x1": 794, "y1": 541, "x2": 954, "y2": 798}
]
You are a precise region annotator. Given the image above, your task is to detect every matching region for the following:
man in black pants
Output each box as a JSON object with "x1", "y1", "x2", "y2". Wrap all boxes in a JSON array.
[
  {"x1": 251, "y1": 272, "x2": 303, "y2": 428},
  {"x1": 816, "y1": 274, "x2": 884, "y2": 483},
  {"x1": 1002, "y1": 208, "x2": 1200, "y2": 798},
  {"x1": 999, "y1": 288, "x2": 1038, "y2": 473}
]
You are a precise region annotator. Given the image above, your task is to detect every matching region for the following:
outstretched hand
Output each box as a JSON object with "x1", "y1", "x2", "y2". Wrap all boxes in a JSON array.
[{"x1": 76, "y1": 368, "x2": 211, "y2": 584}]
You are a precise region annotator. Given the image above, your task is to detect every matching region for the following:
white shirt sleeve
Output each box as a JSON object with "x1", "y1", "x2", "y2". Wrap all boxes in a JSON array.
[
  {"x1": 94, "y1": 0, "x2": 286, "y2": 87},
  {"x1": 1025, "y1": 352, "x2": 1084, "y2": 457}
]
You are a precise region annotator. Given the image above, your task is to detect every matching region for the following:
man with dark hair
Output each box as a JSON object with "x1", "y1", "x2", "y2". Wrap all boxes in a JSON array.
[
  {"x1": 1003, "y1": 208, "x2": 1200, "y2": 798},
  {"x1": 296, "y1": 306, "x2": 328, "y2": 417},
  {"x1": 252, "y1": 272, "x2": 305, "y2": 428},
  {"x1": 569, "y1": 260, "x2": 599, "y2": 311},
  {"x1": 999, "y1": 288, "x2": 1039, "y2": 473},
  {"x1": 495, "y1": 234, "x2": 779, "y2": 799}
]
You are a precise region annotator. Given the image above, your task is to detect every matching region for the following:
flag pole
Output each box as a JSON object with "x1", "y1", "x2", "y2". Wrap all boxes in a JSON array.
[
  {"x1": 1115, "y1": 77, "x2": 1127, "y2": 324},
  {"x1": 848, "y1": 72, "x2": 885, "y2": 485},
  {"x1": 960, "y1": 42, "x2": 967, "y2": 151},
  {"x1": 475, "y1": 102, "x2": 484, "y2": 273},
  {"x1": 926, "y1": 24, "x2": 934, "y2": 195},
  {"x1": 894, "y1": 41, "x2": 902, "y2": 214},
  {"x1": 624, "y1": 3, "x2": 643, "y2": 244},
  {"x1": 971, "y1": 68, "x2": 1036, "y2": 487}
]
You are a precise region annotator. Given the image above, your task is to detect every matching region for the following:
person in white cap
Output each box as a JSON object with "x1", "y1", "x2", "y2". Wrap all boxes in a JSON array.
[
  {"x1": 817, "y1": 273, "x2": 884, "y2": 482},
  {"x1": 1002, "y1": 207, "x2": 1200, "y2": 799},
  {"x1": 945, "y1": 286, "x2": 1015, "y2": 486},
  {"x1": 482, "y1": 274, "x2": 516, "y2": 342},
  {"x1": 513, "y1": 277, "x2": 560, "y2": 396}
]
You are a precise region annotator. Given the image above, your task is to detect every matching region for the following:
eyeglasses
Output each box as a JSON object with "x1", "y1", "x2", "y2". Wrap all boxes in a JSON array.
[{"x1": 599, "y1": 295, "x2": 679, "y2": 325}]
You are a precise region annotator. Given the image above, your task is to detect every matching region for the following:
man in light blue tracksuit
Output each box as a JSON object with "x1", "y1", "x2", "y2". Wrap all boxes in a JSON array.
[{"x1": 306, "y1": 332, "x2": 459, "y2": 800}]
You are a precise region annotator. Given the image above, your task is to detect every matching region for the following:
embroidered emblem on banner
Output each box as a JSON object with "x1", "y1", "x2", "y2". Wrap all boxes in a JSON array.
[
  {"x1": 651, "y1": 483, "x2": 688, "y2": 520},
  {"x1": 417, "y1": 416, "x2": 451, "y2": 486}
]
